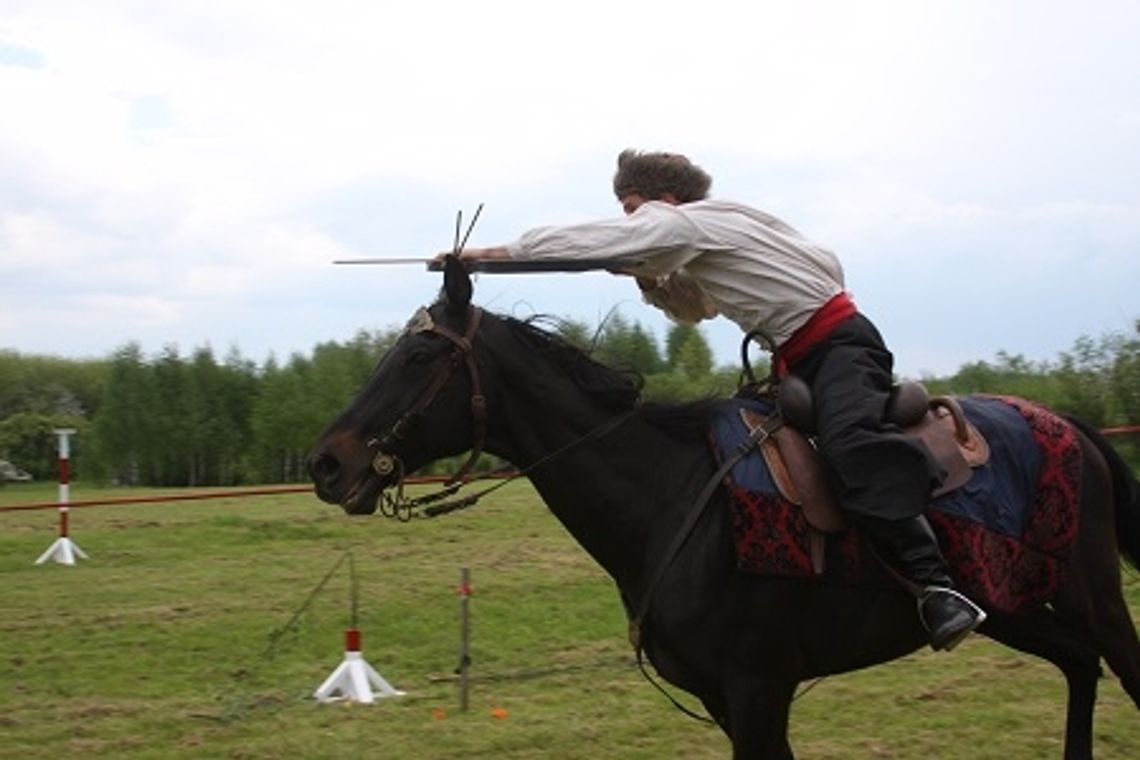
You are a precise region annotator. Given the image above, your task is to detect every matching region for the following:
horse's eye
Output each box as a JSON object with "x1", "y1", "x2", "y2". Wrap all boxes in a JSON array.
[{"x1": 405, "y1": 347, "x2": 436, "y2": 366}]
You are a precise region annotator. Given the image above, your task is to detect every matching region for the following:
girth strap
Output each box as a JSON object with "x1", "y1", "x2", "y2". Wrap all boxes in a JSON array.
[
  {"x1": 629, "y1": 413, "x2": 785, "y2": 651},
  {"x1": 625, "y1": 413, "x2": 784, "y2": 727}
]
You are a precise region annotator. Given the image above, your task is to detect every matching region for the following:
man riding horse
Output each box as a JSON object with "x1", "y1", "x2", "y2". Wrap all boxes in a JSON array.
[{"x1": 456, "y1": 149, "x2": 986, "y2": 651}]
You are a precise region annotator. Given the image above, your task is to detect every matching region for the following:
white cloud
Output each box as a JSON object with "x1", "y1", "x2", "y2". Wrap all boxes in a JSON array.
[{"x1": 1, "y1": 1, "x2": 1138, "y2": 376}]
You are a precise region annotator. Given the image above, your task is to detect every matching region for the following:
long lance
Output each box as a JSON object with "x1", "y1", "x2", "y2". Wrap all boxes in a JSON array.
[{"x1": 332, "y1": 258, "x2": 638, "y2": 274}]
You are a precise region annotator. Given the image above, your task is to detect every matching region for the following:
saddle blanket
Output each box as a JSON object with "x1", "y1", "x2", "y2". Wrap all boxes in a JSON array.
[{"x1": 714, "y1": 395, "x2": 1082, "y2": 613}]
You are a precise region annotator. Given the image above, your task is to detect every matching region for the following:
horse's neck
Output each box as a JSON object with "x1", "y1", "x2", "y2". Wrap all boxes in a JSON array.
[{"x1": 489, "y1": 405, "x2": 710, "y2": 594}]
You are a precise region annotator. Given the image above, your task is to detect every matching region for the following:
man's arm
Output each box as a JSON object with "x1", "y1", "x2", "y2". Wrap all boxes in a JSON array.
[{"x1": 457, "y1": 246, "x2": 509, "y2": 262}]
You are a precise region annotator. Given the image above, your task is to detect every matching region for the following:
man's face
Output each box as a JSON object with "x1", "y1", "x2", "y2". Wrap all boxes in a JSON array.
[
  {"x1": 619, "y1": 193, "x2": 648, "y2": 215},
  {"x1": 619, "y1": 192, "x2": 679, "y2": 215}
]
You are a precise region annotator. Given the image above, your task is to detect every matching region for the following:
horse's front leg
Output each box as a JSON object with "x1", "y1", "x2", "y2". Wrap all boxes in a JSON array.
[
  {"x1": 982, "y1": 611, "x2": 1101, "y2": 760},
  {"x1": 723, "y1": 671, "x2": 797, "y2": 759}
]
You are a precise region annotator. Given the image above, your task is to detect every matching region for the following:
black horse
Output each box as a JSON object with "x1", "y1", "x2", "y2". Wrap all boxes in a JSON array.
[{"x1": 309, "y1": 258, "x2": 1140, "y2": 759}]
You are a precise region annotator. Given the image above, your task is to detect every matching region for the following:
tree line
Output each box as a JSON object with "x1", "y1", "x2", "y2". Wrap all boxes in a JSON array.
[{"x1": 1, "y1": 316, "x2": 1137, "y2": 485}]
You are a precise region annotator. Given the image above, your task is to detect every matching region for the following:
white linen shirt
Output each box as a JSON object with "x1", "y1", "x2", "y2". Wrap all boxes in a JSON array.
[{"x1": 505, "y1": 199, "x2": 846, "y2": 347}]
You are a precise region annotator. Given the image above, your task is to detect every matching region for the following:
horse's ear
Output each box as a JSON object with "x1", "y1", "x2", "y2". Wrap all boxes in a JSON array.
[{"x1": 442, "y1": 254, "x2": 473, "y2": 314}]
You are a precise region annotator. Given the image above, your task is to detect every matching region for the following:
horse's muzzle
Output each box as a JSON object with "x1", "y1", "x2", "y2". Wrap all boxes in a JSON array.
[{"x1": 307, "y1": 447, "x2": 383, "y2": 515}]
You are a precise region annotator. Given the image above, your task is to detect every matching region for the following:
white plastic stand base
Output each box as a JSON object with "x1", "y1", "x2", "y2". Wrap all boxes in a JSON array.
[
  {"x1": 35, "y1": 537, "x2": 88, "y2": 566},
  {"x1": 314, "y1": 629, "x2": 404, "y2": 703}
]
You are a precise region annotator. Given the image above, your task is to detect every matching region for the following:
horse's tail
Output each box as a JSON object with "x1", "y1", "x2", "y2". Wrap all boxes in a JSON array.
[{"x1": 1067, "y1": 416, "x2": 1140, "y2": 571}]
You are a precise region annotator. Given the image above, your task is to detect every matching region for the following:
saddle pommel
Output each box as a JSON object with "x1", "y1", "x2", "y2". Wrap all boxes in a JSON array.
[{"x1": 777, "y1": 376, "x2": 934, "y2": 434}]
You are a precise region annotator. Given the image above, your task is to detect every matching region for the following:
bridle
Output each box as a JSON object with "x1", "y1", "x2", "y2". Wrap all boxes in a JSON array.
[
  {"x1": 367, "y1": 304, "x2": 487, "y2": 502},
  {"x1": 360, "y1": 303, "x2": 638, "y2": 521}
]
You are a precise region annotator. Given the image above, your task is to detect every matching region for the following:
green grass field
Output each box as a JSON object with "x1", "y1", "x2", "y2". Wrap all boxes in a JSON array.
[{"x1": 2, "y1": 481, "x2": 1138, "y2": 759}]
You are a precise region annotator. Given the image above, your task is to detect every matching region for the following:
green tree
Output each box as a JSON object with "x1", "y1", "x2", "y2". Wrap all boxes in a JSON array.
[
  {"x1": 0, "y1": 351, "x2": 106, "y2": 419},
  {"x1": 182, "y1": 345, "x2": 255, "y2": 486},
  {"x1": 554, "y1": 318, "x2": 594, "y2": 351},
  {"x1": 665, "y1": 323, "x2": 701, "y2": 369},
  {"x1": 675, "y1": 329, "x2": 714, "y2": 380},
  {"x1": 1053, "y1": 336, "x2": 1115, "y2": 427},
  {"x1": 643, "y1": 367, "x2": 738, "y2": 402},
  {"x1": 218, "y1": 348, "x2": 260, "y2": 484},
  {"x1": 8, "y1": 311, "x2": 1137, "y2": 487},
  {"x1": 0, "y1": 412, "x2": 87, "y2": 480},
  {"x1": 1110, "y1": 320, "x2": 1140, "y2": 425},
  {"x1": 250, "y1": 354, "x2": 312, "y2": 482},
  {"x1": 90, "y1": 344, "x2": 156, "y2": 484},
  {"x1": 150, "y1": 345, "x2": 192, "y2": 485},
  {"x1": 595, "y1": 313, "x2": 665, "y2": 374},
  {"x1": 927, "y1": 352, "x2": 1061, "y2": 407}
]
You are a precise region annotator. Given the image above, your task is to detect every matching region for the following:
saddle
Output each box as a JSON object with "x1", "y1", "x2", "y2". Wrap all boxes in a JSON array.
[{"x1": 739, "y1": 377, "x2": 991, "y2": 569}]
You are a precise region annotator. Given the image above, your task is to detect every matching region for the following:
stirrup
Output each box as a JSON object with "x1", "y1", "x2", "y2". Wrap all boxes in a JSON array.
[{"x1": 917, "y1": 586, "x2": 988, "y2": 651}]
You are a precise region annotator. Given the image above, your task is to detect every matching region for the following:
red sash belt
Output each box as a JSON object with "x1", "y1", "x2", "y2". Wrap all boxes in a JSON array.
[{"x1": 775, "y1": 291, "x2": 857, "y2": 376}]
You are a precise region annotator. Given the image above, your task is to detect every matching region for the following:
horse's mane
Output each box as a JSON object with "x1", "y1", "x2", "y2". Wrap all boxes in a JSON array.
[
  {"x1": 501, "y1": 315, "x2": 643, "y2": 410},
  {"x1": 499, "y1": 314, "x2": 719, "y2": 441},
  {"x1": 639, "y1": 398, "x2": 724, "y2": 441}
]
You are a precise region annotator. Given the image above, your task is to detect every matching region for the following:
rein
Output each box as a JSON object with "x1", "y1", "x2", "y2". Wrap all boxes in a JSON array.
[
  {"x1": 366, "y1": 304, "x2": 639, "y2": 521},
  {"x1": 374, "y1": 408, "x2": 638, "y2": 521}
]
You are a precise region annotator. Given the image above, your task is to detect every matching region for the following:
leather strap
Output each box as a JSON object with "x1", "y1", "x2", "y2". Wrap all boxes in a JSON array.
[{"x1": 629, "y1": 414, "x2": 784, "y2": 650}]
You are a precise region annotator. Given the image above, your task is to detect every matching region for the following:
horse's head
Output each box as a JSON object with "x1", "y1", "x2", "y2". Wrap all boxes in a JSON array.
[{"x1": 307, "y1": 256, "x2": 485, "y2": 514}]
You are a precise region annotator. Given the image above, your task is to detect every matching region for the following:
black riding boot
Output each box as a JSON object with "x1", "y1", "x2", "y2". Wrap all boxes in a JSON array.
[{"x1": 860, "y1": 515, "x2": 987, "y2": 651}]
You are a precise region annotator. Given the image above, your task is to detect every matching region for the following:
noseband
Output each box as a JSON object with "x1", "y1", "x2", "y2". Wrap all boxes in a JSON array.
[{"x1": 367, "y1": 305, "x2": 487, "y2": 490}]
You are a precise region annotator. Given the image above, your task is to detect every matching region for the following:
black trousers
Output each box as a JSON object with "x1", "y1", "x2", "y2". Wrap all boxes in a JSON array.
[{"x1": 787, "y1": 314, "x2": 945, "y2": 523}]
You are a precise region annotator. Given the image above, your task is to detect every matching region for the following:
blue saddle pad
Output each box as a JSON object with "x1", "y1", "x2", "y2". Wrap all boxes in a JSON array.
[{"x1": 710, "y1": 395, "x2": 1043, "y2": 537}]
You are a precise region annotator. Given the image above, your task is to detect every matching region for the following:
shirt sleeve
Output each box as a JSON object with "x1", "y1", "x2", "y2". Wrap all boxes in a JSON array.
[{"x1": 504, "y1": 202, "x2": 714, "y2": 278}]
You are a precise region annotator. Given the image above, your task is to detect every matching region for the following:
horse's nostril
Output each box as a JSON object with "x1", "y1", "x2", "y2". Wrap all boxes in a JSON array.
[{"x1": 310, "y1": 452, "x2": 340, "y2": 482}]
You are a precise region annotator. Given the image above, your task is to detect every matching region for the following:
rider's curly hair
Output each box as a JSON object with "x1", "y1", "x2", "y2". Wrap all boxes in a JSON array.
[{"x1": 612, "y1": 149, "x2": 712, "y2": 203}]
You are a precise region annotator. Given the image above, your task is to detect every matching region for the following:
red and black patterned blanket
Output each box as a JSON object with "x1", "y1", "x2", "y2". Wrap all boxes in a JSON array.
[{"x1": 720, "y1": 395, "x2": 1082, "y2": 614}]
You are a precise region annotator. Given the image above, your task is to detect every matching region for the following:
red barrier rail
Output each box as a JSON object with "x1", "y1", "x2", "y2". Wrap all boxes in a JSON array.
[
  {"x1": 0, "y1": 475, "x2": 467, "y2": 513},
  {"x1": 0, "y1": 485, "x2": 312, "y2": 512},
  {"x1": 3, "y1": 426, "x2": 1137, "y2": 514}
]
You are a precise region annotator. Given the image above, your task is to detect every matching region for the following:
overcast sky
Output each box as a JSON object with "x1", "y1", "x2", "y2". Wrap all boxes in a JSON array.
[{"x1": 2, "y1": 1, "x2": 1137, "y2": 378}]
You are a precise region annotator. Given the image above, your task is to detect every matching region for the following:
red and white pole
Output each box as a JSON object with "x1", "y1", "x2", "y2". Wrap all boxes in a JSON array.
[
  {"x1": 313, "y1": 626, "x2": 405, "y2": 703},
  {"x1": 313, "y1": 550, "x2": 404, "y2": 703},
  {"x1": 35, "y1": 428, "x2": 88, "y2": 566}
]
